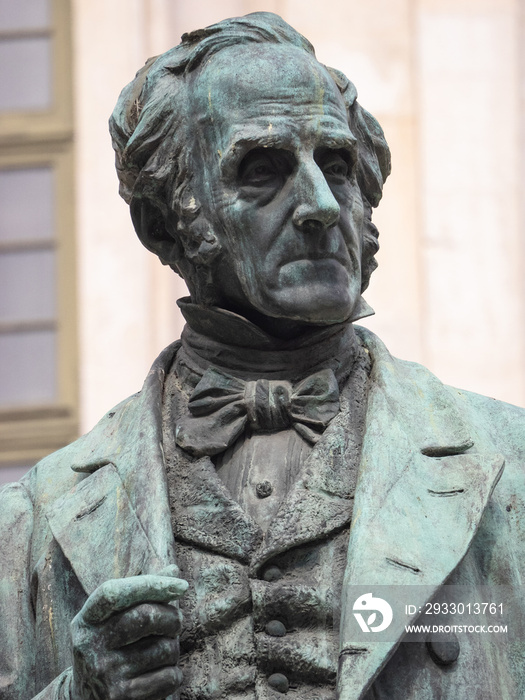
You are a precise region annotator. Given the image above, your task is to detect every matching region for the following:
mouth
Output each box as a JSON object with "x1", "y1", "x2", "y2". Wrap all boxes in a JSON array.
[
  {"x1": 285, "y1": 252, "x2": 350, "y2": 266},
  {"x1": 277, "y1": 257, "x2": 353, "y2": 286}
]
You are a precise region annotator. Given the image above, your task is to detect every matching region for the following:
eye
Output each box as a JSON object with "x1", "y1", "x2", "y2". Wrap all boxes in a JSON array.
[
  {"x1": 323, "y1": 159, "x2": 348, "y2": 178},
  {"x1": 238, "y1": 148, "x2": 293, "y2": 189},
  {"x1": 242, "y1": 159, "x2": 277, "y2": 185},
  {"x1": 316, "y1": 149, "x2": 353, "y2": 184}
]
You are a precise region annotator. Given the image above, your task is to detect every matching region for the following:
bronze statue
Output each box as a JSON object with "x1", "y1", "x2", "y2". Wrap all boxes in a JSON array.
[{"x1": 1, "y1": 13, "x2": 524, "y2": 700}]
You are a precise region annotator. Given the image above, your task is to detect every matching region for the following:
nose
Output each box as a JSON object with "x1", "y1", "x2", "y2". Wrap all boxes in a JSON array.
[{"x1": 292, "y1": 160, "x2": 340, "y2": 230}]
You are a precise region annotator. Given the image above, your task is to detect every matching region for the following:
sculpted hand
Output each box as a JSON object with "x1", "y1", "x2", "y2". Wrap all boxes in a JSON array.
[{"x1": 70, "y1": 567, "x2": 188, "y2": 700}]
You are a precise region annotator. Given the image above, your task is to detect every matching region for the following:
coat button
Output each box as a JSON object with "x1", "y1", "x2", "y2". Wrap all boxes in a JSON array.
[
  {"x1": 265, "y1": 620, "x2": 286, "y2": 637},
  {"x1": 268, "y1": 673, "x2": 289, "y2": 693},
  {"x1": 426, "y1": 632, "x2": 460, "y2": 666},
  {"x1": 262, "y1": 565, "x2": 283, "y2": 582},
  {"x1": 256, "y1": 480, "x2": 273, "y2": 498}
]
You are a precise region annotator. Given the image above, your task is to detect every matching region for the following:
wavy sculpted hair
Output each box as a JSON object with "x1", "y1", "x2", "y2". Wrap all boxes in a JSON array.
[{"x1": 109, "y1": 12, "x2": 391, "y2": 301}]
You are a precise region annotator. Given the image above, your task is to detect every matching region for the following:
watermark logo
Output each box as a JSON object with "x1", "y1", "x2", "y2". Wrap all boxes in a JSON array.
[{"x1": 353, "y1": 593, "x2": 393, "y2": 633}]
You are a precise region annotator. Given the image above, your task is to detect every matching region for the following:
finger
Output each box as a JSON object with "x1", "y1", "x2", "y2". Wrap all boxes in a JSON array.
[
  {"x1": 156, "y1": 564, "x2": 180, "y2": 578},
  {"x1": 114, "y1": 666, "x2": 183, "y2": 700},
  {"x1": 129, "y1": 666, "x2": 183, "y2": 700},
  {"x1": 81, "y1": 575, "x2": 189, "y2": 625},
  {"x1": 106, "y1": 602, "x2": 182, "y2": 648},
  {"x1": 118, "y1": 635, "x2": 179, "y2": 677}
]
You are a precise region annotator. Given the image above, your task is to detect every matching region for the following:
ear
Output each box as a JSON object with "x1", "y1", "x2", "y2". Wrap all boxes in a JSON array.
[
  {"x1": 130, "y1": 197, "x2": 182, "y2": 265},
  {"x1": 130, "y1": 196, "x2": 222, "y2": 270}
]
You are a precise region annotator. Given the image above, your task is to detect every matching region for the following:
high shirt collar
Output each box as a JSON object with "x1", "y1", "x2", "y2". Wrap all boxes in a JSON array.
[{"x1": 176, "y1": 297, "x2": 361, "y2": 384}]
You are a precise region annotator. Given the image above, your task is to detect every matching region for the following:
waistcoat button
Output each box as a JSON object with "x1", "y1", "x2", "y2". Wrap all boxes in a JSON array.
[
  {"x1": 268, "y1": 673, "x2": 289, "y2": 693},
  {"x1": 262, "y1": 565, "x2": 283, "y2": 582},
  {"x1": 265, "y1": 620, "x2": 286, "y2": 637},
  {"x1": 256, "y1": 480, "x2": 273, "y2": 498},
  {"x1": 426, "y1": 632, "x2": 460, "y2": 666}
]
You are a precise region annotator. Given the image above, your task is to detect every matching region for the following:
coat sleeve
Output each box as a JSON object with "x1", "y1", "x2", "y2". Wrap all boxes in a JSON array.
[{"x1": 0, "y1": 481, "x2": 74, "y2": 700}]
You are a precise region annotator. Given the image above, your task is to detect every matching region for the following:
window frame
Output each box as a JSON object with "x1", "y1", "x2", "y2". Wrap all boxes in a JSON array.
[
  {"x1": 0, "y1": 0, "x2": 77, "y2": 468},
  {"x1": 0, "y1": 0, "x2": 72, "y2": 145}
]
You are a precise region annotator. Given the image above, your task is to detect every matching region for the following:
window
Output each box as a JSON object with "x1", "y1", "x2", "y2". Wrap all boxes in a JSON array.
[{"x1": 0, "y1": 0, "x2": 77, "y2": 482}]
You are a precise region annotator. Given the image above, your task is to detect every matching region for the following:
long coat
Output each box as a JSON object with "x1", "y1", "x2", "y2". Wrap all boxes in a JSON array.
[{"x1": 1, "y1": 327, "x2": 524, "y2": 699}]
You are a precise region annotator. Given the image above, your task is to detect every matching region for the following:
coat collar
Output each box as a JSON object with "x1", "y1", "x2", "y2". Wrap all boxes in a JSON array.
[{"x1": 336, "y1": 328, "x2": 504, "y2": 700}]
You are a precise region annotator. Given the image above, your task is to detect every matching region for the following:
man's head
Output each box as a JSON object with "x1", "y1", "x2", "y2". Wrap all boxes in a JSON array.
[{"x1": 109, "y1": 12, "x2": 390, "y2": 331}]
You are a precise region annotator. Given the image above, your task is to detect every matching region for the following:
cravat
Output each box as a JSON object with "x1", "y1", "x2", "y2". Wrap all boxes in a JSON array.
[{"x1": 175, "y1": 367, "x2": 340, "y2": 457}]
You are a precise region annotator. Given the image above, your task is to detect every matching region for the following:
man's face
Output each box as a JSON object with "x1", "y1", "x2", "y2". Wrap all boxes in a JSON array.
[{"x1": 189, "y1": 44, "x2": 364, "y2": 326}]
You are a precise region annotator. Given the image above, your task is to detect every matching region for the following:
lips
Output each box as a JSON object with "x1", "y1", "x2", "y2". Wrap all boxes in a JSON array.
[
  {"x1": 283, "y1": 250, "x2": 350, "y2": 266},
  {"x1": 278, "y1": 257, "x2": 352, "y2": 278}
]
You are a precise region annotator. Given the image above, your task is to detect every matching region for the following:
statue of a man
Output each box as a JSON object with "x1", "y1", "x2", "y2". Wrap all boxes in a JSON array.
[{"x1": 1, "y1": 12, "x2": 524, "y2": 700}]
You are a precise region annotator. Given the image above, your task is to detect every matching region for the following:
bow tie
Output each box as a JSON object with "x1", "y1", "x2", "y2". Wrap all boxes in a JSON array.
[{"x1": 175, "y1": 367, "x2": 340, "y2": 457}]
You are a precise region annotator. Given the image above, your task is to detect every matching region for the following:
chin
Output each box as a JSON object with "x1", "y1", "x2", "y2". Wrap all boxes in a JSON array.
[{"x1": 262, "y1": 286, "x2": 356, "y2": 325}]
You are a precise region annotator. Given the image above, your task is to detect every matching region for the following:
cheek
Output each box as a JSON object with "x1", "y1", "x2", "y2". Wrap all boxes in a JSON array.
[
  {"x1": 219, "y1": 201, "x2": 273, "y2": 258},
  {"x1": 210, "y1": 203, "x2": 263, "y2": 286},
  {"x1": 338, "y1": 195, "x2": 364, "y2": 256}
]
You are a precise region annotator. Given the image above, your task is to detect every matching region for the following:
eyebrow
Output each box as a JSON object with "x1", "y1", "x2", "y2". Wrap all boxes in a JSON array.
[
  {"x1": 220, "y1": 135, "x2": 288, "y2": 178},
  {"x1": 320, "y1": 133, "x2": 358, "y2": 152},
  {"x1": 220, "y1": 130, "x2": 357, "y2": 178}
]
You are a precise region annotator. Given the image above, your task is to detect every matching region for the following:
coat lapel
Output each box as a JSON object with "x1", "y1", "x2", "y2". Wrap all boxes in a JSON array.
[
  {"x1": 337, "y1": 328, "x2": 504, "y2": 700},
  {"x1": 46, "y1": 462, "x2": 162, "y2": 596},
  {"x1": 45, "y1": 342, "x2": 181, "y2": 596}
]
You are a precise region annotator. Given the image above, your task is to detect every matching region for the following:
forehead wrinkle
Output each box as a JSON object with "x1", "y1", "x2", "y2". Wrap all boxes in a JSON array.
[
  {"x1": 199, "y1": 58, "x2": 347, "y2": 121},
  {"x1": 224, "y1": 118, "x2": 355, "y2": 150},
  {"x1": 192, "y1": 50, "x2": 350, "y2": 144},
  {"x1": 220, "y1": 78, "x2": 348, "y2": 115},
  {"x1": 218, "y1": 102, "x2": 354, "y2": 146},
  {"x1": 232, "y1": 90, "x2": 336, "y2": 108}
]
